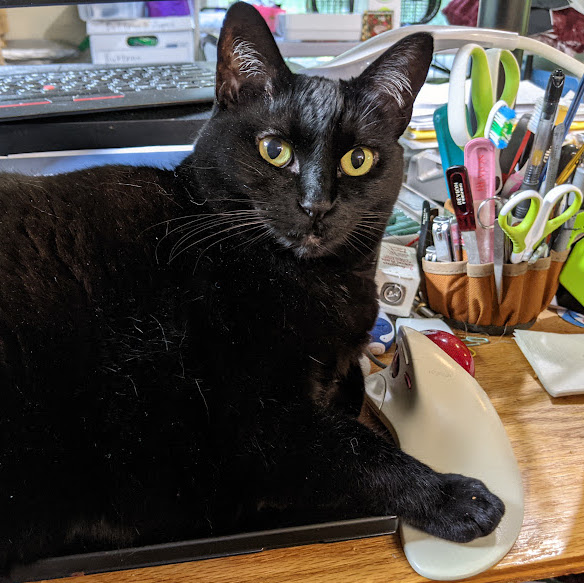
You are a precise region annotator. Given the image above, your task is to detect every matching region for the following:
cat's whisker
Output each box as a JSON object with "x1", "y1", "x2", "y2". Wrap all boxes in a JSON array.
[
  {"x1": 158, "y1": 217, "x2": 235, "y2": 262},
  {"x1": 356, "y1": 226, "x2": 384, "y2": 235},
  {"x1": 168, "y1": 216, "x2": 266, "y2": 260},
  {"x1": 154, "y1": 211, "x2": 267, "y2": 253},
  {"x1": 234, "y1": 224, "x2": 273, "y2": 252},
  {"x1": 355, "y1": 222, "x2": 385, "y2": 235},
  {"x1": 190, "y1": 223, "x2": 269, "y2": 272},
  {"x1": 360, "y1": 210, "x2": 390, "y2": 219},
  {"x1": 169, "y1": 220, "x2": 267, "y2": 263},
  {"x1": 147, "y1": 208, "x2": 270, "y2": 233},
  {"x1": 167, "y1": 211, "x2": 266, "y2": 236},
  {"x1": 345, "y1": 227, "x2": 382, "y2": 256},
  {"x1": 343, "y1": 233, "x2": 369, "y2": 257},
  {"x1": 155, "y1": 214, "x2": 265, "y2": 263},
  {"x1": 356, "y1": 220, "x2": 385, "y2": 230}
]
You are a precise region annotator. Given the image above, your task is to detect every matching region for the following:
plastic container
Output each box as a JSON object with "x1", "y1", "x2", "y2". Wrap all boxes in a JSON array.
[
  {"x1": 147, "y1": 1, "x2": 191, "y2": 17},
  {"x1": 78, "y1": 2, "x2": 146, "y2": 21}
]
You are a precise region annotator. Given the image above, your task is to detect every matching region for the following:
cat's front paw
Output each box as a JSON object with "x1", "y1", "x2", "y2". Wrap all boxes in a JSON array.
[{"x1": 414, "y1": 473, "x2": 505, "y2": 543}]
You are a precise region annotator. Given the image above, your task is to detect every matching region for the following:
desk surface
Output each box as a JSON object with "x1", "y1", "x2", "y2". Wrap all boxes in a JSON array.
[{"x1": 45, "y1": 310, "x2": 584, "y2": 583}]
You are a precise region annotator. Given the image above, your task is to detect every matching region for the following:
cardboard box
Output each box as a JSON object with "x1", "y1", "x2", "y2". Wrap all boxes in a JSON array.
[
  {"x1": 90, "y1": 30, "x2": 195, "y2": 64},
  {"x1": 0, "y1": 9, "x2": 8, "y2": 36},
  {"x1": 277, "y1": 13, "x2": 362, "y2": 42}
]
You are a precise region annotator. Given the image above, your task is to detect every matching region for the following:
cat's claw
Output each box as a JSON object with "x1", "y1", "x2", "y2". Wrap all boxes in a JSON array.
[{"x1": 415, "y1": 473, "x2": 505, "y2": 543}]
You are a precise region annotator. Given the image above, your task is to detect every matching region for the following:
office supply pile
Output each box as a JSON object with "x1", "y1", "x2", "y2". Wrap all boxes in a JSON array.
[{"x1": 404, "y1": 43, "x2": 584, "y2": 333}]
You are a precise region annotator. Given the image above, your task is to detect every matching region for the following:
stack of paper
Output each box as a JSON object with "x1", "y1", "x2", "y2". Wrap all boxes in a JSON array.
[{"x1": 409, "y1": 80, "x2": 584, "y2": 134}]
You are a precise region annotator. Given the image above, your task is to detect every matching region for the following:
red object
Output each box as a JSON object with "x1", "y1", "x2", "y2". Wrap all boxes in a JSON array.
[
  {"x1": 73, "y1": 94, "x2": 125, "y2": 102},
  {"x1": 421, "y1": 330, "x2": 475, "y2": 377},
  {"x1": 503, "y1": 130, "x2": 532, "y2": 184},
  {"x1": 0, "y1": 101, "x2": 51, "y2": 108},
  {"x1": 446, "y1": 166, "x2": 477, "y2": 232},
  {"x1": 253, "y1": 5, "x2": 285, "y2": 33},
  {"x1": 442, "y1": 0, "x2": 478, "y2": 26}
]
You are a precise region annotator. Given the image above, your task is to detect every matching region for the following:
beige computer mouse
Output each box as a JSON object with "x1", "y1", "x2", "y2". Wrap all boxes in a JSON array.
[{"x1": 364, "y1": 327, "x2": 523, "y2": 581}]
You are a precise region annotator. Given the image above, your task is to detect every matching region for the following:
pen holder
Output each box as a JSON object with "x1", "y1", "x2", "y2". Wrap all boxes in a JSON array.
[{"x1": 421, "y1": 250, "x2": 569, "y2": 335}]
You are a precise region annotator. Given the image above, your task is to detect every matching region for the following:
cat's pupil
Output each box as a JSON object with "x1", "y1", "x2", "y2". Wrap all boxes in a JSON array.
[
  {"x1": 267, "y1": 139, "x2": 283, "y2": 160},
  {"x1": 351, "y1": 148, "x2": 365, "y2": 169}
]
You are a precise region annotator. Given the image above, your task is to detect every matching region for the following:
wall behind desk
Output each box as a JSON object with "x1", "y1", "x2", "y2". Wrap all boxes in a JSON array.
[{"x1": 3, "y1": 5, "x2": 85, "y2": 44}]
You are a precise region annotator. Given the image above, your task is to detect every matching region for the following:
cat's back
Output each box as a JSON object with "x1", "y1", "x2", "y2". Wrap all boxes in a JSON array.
[{"x1": 0, "y1": 165, "x2": 186, "y2": 325}]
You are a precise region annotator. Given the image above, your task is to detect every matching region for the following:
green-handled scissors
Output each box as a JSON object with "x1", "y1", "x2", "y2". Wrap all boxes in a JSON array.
[{"x1": 498, "y1": 185, "x2": 583, "y2": 263}]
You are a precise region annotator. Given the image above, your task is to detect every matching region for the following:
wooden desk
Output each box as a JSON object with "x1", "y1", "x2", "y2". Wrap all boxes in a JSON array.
[{"x1": 46, "y1": 311, "x2": 584, "y2": 583}]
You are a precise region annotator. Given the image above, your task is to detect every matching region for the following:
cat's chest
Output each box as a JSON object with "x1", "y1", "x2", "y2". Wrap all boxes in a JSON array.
[{"x1": 202, "y1": 246, "x2": 378, "y2": 341}]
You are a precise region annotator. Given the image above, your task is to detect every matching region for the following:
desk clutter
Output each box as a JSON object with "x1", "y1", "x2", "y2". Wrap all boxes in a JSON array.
[{"x1": 390, "y1": 43, "x2": 584, "y2": 335}]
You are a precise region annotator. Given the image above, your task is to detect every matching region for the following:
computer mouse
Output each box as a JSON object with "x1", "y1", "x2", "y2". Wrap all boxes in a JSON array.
[{"x1": 364, "y1": 327, "x2": 523, "y2": 580}]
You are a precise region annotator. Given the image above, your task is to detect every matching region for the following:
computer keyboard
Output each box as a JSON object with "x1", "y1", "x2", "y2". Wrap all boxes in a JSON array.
[{"x1": 0, "y1": 62, "x2": 216, "y2": 121}]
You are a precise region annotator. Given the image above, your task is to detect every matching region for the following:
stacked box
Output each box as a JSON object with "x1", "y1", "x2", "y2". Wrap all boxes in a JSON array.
[{"x1": 87, "y1": 16, "x2": 195, "y2": 65}]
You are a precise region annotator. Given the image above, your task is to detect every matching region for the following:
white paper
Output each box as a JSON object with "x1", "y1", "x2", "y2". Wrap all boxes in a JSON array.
[{"x1": 514, "y1": 330, "x2": 584, "y2": 397}]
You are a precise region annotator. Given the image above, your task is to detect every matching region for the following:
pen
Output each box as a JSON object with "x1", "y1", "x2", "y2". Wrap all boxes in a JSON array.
[
  {"x1": 446, "y1": 166, "x2": 482, "y2": 264},
  {"x1": 450, "y1": 218, "x2": 462, "y2": 261},
  {"x1": 416, "y1": 201, "x2": 438, "y2": 265},
  {"x1": 562, "y1": 70, "x2": 584, "y2": 140},
  {"x1": 514, "y1": 70, "x2": 565, "y2": 218},
  {"x1": 556, "y1": 141, "x2": 584, "y2": 185},
  {"x1": 541, "y1": 122, "x2": 565, "y2": 196},
  {"x1": 417, "y1": 201, "x2": 438, "y2": 294}
]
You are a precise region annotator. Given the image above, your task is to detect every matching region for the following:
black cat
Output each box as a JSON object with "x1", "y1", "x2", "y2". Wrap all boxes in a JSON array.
[{"x1": 0, "y1": 2, "x2": 503, "y2": 571}]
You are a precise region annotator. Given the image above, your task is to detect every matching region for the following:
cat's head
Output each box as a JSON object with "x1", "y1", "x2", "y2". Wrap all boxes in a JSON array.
[{"x1": 188, "y1": 2, "x2": 433, "y2": 260}]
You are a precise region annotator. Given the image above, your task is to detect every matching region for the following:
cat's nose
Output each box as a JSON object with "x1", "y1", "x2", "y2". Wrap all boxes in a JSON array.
[{"x1": 299, "y1": 199, "x2": 333, "y2": 220}]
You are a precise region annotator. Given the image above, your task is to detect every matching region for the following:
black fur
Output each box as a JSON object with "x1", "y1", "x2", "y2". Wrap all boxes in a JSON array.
[{"x1": 0, "y1": 3, "x2": 503, "y2": 571}]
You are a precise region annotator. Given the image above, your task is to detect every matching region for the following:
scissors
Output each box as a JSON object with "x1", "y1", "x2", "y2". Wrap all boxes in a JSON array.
[
  {"x1": 448, "y1": 44, "x2": 521, "y2": 148},
  {"x1": 497, "y1": 184, "x2": 583, "y2": 264}
]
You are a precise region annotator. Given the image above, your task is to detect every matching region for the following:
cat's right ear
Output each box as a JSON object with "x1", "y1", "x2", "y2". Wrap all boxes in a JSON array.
[{"x1": 215, "y1": 2, "x2": 291, "y2": 110}]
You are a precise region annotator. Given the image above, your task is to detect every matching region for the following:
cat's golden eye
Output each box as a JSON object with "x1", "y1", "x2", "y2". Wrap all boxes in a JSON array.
[
  {"x1": 340, "y1": 147, "x2": 374, "y2": 177},
  {"x1": 258, "y1": 136, "x2": 293, "y2": 168}
]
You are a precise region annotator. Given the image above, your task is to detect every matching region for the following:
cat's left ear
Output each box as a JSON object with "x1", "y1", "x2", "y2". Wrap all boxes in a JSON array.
[
  {"x1": 355, "y1": 32, "x2": 434, "y2": 138},
  {"x1": 215, "y1": 2, "x2": 291, "y2": 109}
]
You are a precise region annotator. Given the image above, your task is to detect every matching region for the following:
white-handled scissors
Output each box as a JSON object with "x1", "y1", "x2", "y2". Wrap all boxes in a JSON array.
[{"x1": 498, "y1": 184, "x2": 583, "y2": 263}]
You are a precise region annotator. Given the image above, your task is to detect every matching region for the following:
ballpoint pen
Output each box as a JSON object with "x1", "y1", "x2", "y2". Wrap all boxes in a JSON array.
[
  {"x1": 541, "y1": 122, "x2": 564, "y2": 196},
  {"x1": 556, "y1": 141, "x2": 584, "y2": 185},
  {"x1": 514, "y1": 70, "x2": 565, "y2": 218}
]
